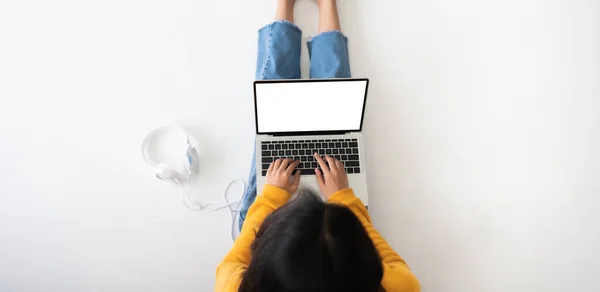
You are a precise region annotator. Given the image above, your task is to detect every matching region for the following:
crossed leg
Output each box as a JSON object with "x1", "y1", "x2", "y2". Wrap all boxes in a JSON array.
[{"x1": 239, "y1": 0, "x2": 351, "y2": 231}]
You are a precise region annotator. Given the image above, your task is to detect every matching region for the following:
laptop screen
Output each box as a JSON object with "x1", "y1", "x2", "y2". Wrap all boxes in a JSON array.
[{"x1": 254, "y1": 79, "x2": 368, "y2": 134}]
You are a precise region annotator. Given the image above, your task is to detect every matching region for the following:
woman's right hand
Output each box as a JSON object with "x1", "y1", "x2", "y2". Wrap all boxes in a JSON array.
[{"x1": 314, "y1": 153, "x2": 350, "y2": 199}]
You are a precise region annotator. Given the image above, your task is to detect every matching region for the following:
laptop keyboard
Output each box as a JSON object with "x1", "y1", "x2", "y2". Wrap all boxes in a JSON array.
[{"x1": 260, "y1": 138, "x2": 360, "y2": 176}]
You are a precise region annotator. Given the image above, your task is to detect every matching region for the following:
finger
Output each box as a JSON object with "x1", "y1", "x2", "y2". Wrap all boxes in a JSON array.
[
  {"x1": 292, "y1": 170, "x2": 301, "y2": 187},
  {"x1": 273, "y1": 158, "x2": 282, "y2": 170},
  {"x1": 335, "y1": 159, "x2": 344, "y2": 172},
  {"x1": 279, "y1": 158, "x2": 292, "y2": 171},
  {"x1": 288, "y1": 170, "x2": 301, "y2": 193},
  {"x1": 286, "y1": 160, "x2": 300, "y2": 174},
  {"x1": 267, "y1": 161, "x2": 274, "y2": 173},
  {"x1": 314, "y1": 153, "x2": 330, "y2": 174},
  {"x1": 315, "y1": 168, "x2": 326, "y2": 189},
  {"x1": 325, "y1": 156, "x2": 337, "y2": 173}
]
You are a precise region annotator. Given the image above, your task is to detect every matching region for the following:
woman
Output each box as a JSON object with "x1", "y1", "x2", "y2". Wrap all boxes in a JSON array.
[{"x1": 216, "y1": 1, "x2": 420, "y2": 291}]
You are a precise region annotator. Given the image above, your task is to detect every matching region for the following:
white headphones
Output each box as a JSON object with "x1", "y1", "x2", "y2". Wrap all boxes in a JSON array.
[
  {"x1": 141, "y1": 126, "x2": 197, "y2": 185},
  {"x1": 141, "y1": 126, "x2": 245, "y2": 240}
]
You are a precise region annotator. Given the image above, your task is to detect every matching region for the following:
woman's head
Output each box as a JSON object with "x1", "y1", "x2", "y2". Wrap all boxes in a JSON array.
[{"x1": 239, "y1": 189, "x2": 383, "y2": 292}]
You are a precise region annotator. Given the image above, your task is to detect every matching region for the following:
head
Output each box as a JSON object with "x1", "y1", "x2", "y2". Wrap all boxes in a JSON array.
[{"x1": 239, "y1": 189, "x2": 383, "y2": 292}]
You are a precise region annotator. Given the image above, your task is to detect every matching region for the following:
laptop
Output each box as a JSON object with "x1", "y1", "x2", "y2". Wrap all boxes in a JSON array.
[{"x1": 253, "y1": 78, "x2": 370, "y2": 205}]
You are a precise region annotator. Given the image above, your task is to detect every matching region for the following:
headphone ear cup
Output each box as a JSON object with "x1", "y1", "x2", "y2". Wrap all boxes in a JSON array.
[
  {"x1": 155, "y1": 164, "x2": 178, "y2": 183},
  {"x1": 183, "y1": 147, "x2": 197, "y2": 175}
]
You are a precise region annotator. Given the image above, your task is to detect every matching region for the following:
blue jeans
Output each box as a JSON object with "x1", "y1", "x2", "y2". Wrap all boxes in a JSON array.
[{"x1": 239, "y1": 20, "x2": 352, "y2": 231}]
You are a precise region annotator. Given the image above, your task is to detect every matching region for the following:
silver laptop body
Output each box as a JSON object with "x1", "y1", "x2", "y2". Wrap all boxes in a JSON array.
[{"x1": 254, "y1": 78, "x2": 370, "y2": 205}]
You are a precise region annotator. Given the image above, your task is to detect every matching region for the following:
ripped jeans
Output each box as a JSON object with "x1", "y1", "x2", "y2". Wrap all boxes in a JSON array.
[{"x1": 239, "y1": 20, "x2": 352, "y2": 231}]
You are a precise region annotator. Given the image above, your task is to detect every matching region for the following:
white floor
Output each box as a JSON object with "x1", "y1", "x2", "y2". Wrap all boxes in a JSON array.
[{"x1": 1, "y1": 0, "x2": 599, "y2": 291}]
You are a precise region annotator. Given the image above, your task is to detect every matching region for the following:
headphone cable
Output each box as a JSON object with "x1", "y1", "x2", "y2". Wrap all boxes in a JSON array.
[{"x1": 177, "y1": 179, "x2": 246, "y2": 241}]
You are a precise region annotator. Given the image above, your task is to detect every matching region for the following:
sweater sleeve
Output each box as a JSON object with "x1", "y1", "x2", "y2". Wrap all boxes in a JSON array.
[
  {"x1": 215, "y1": 185, "x2": 291, "y2": 292},
  {"x1": 328, "y1": 189, "x2": 421, "y2": 292}
]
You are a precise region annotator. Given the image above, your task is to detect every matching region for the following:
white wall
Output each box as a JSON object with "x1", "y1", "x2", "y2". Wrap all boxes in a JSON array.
[{"x1": 1, "y1": 0, "x2": 598, "y2": 291}]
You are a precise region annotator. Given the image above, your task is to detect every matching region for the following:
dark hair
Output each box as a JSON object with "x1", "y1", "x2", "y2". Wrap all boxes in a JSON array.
[{"x1": 239, "y1": 188, "x2": 383, "y2": 292}]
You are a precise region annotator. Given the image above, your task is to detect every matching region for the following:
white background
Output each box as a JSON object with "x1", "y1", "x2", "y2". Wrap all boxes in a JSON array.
[
  {"x1": 1, "y1": 0, "x2": 599, "y2": 291},
  {"x1": 256, "y1": 81, "x2": 366, "y2": 133}
]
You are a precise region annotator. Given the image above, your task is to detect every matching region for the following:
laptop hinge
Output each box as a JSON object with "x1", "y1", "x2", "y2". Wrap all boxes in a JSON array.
[{"x1": 269, "y1": 131, "x2": 350, "y2": 137}]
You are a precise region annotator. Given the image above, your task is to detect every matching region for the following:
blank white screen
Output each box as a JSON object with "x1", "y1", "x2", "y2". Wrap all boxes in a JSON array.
[{"x1": 255, "y1": 80, "x2": 367, "y2": 133}]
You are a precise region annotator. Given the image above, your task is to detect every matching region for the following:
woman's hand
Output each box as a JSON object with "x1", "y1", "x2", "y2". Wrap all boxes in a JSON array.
[
  {"x1": 314, "y1": 153, "x2": 350, "y2": 199},
  {"x1": 265, "y1": 158, "x2": 301, "y2": 194}
]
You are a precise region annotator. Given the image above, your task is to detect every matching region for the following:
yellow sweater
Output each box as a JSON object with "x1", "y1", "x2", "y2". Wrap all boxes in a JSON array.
[{"x1": 215, "y1": 185, "x2": 421, "y2": 292}]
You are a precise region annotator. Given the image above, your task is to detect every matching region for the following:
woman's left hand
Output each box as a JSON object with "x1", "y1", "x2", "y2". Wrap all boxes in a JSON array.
[{"x1": 265, "y1": 158, "x2": 301, "y2": 194}]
